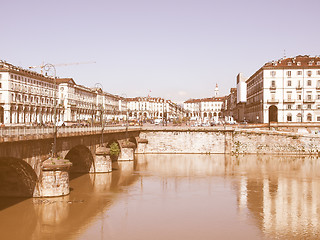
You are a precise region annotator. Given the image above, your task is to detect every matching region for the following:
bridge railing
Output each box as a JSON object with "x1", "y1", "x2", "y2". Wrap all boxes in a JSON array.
[{"x1": 0, "y1": 126, "x2": 141, "y2": 137}]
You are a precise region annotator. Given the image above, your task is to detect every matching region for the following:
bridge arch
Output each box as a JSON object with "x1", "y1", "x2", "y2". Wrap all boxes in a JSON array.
[
  {"x1": 65, "y1": 145, "x2": 95, "y2": 173},
  {"x1": 0, "y1": 157, "x2": 38, "y2": 197},
  {"x1": 129, "y1": 137, "x2": 138, "y2": 148}
]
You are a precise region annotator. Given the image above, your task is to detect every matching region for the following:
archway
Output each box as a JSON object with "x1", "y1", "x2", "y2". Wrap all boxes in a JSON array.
[
  {"x1": 0, "y1": 157, "x2": 38, "y2": 197},
  {"x1": 297, "y1": 113, "x2": 302, "y2": 122},
  {"x1": 268, "y1": 105, "x2": 278, "y2": 123},
  {"x1": 65, "y1": 145, "x2": 94, "y2": 173},
  {"x1": 286, "y1": 113, "x2": 292, "y2": 122},
  {"x1": 307, "y1": 113, "x2": 312, "y2": 122}
]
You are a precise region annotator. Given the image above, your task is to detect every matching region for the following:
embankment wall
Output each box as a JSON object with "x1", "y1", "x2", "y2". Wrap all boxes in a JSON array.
[{"x1": 137, "y1": 128, "x2": 320, "y2": 155}]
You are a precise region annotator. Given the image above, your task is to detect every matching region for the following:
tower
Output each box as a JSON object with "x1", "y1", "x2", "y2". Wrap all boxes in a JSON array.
[{"x1": 214, "y1": 83, "x2": 219, "y2": 98}]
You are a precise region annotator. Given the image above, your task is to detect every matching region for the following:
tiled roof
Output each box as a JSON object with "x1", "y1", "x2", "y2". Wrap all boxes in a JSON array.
[
  {"x1": 56, "y1": 78, "x2": 76, "y2": 84},
  {"x1": 126, "y1": 97, "x2": 170, "y2": 103},
  {"x1": 184, "y1": 96, "x2": 225, "y2": 103},
  {"x1": 264, "y1": 55, "x2": 320, "y2": 69}
]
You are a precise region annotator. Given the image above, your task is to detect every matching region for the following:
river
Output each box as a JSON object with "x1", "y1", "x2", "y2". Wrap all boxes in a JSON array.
[{"x1": 0, "y1": 154, "x2": 319, "y2": 239}]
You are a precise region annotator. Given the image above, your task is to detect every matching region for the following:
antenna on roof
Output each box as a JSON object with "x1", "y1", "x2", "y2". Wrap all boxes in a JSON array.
[{"x1": 283, "y1": 49, "x2": 286, "y2": 59}]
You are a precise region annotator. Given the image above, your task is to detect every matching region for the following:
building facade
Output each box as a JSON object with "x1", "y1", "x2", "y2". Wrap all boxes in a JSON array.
[
  {"x1": 0, "y1": 60, "x2": 126, "y2": 125},
  {"x1": 184, "y1": 84, "x2": 225, "y2": 122},
  {"x1": 184, "y1": 99, "x2": 201, "y2": 119},
  {"x1": 127, "y1": 97, "x2": 183, "y2": 121},
  {"x1": 184, "y1": 97, "x2": 225, "y2": 122},
  {"x1": 245, "y1": 55, "x2": 320, "y2": 123},
  {"x1": 236, "y1": 73, "x2": 247, "y2": 122},
  {"x1": 222, "y1": 88, "x2": 237, "y2": 123},
  {"x1": 0, "y1": 61, "x2": 62, "y2": 125}
]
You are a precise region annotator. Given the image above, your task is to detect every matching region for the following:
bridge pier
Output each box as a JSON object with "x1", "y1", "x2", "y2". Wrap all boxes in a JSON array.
[
  {"x1": 118, "y1": 142, "x2": 136, "y2": 161},
  {"x1": 34, "y1": 158, "x2": 72, "y2": 197},
  {"x1": 94, "y1": 147, "x2": 112, "y2": 173},
  {"x1": 136, "y1": 138, "x2": 148, "y2": 154}
]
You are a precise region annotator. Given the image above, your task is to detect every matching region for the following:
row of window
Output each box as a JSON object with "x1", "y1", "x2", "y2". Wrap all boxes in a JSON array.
[
  {"x1": 202, "y1": 103, "x2": 221, "y2": 107},
  {"x1": 10, "y1": 74, "x2": 55, "y2": 89},
  {"x1": 11, "y1": 93, "x2": 56, "y2": 105},
  {"x1": 285, "y1": 104, "x2": 319, "y2": 110},
  {"x1": 270, "y1": 79, "x2": 320, "y2": 88},
  {"x1": 11, "y1": 83, "x2": 55, "y2": 96},
  {"x1": 286, "y1": 61, "x2": 320, "y2": 66},
  {"x1": 270, "y1": 93, "x2": 320, "y2": 101},
  {"x1": 270, "y1": 70, "x2": 320, "y2": 77},
  {"x1": 286, "y1": 113, "x2": 317, "y2": 122}
]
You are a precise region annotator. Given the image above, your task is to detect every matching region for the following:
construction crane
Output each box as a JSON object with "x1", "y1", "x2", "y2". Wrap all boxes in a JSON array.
[{"x1": 28, "y1": 61, "x2": 96, "y2": 74}]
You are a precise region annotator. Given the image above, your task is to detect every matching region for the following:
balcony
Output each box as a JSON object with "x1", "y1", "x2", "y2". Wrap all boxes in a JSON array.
[
  {"x1": 283, "y1": 99, "x2": 295, "y2": 103},
  {"x1": 296, "y1": 86, "x2": 302, "y2": 90},
  {"x1": 269, "y1": 86, "x2": 276, "y2": 90},
  {"x1": 267, "y1": 99, "x2": 279, "y2": 104},
  {"x1": 303, "y1": 99, "x2": 315, "y2": 103}
]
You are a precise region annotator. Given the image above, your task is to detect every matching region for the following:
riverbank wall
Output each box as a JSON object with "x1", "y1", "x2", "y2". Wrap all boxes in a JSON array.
[{"x1": 137, "y1": 127, "x2": 320, "y2": 155}]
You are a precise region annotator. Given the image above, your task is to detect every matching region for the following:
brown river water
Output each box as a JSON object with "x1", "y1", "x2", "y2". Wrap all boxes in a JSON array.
[{"x1": 0, "y1": 154, "x2": 320, "y2": 240}]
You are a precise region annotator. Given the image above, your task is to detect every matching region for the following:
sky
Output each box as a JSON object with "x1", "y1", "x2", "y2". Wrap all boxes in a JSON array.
[{"x1": 1, "y1": 0, "x2": 320, "y2": 103}]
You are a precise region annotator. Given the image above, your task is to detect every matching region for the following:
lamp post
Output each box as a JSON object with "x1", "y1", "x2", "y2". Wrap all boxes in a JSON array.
[
  {"x1": 43, "y1": 64, "x2": 57, "y2": 158},
  {"x1": 95, "y1": 83, "x2": 104, "y2": 146},
  {"x1": 162, "y1": 101, "x2": 164, "y2": 126},
  {"x1": 121, "y1": 93, "x2": 128, "y2": 138}
]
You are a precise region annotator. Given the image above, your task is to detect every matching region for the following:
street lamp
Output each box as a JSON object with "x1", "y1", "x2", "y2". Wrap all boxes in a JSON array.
[
  {"x1": 43, "y1": 64, "x2": 57, "y2": 158},
  {"x1": 121, "y1": 93, "x2": 128, "y2": 138},
  {"x1": 95, "y1": 83, "x2": 104, "y2": 146}
]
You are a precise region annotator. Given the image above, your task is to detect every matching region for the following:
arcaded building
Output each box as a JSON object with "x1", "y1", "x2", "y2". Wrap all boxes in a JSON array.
[{"x1": 0, "y1": 60, "x2": 126, "y2": 125}]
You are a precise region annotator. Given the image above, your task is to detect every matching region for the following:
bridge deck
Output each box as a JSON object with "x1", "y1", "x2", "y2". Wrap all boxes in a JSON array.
[{"x1": 0, "y1": 126, "x2": 142, "y2": 142}]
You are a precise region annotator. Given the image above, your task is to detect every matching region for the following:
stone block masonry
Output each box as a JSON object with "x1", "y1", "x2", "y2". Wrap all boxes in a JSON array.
[
  {"x1": 137, "y1": 128, "x2": 320, "y2": 155},
  {"x1": 34, "y1": 158, "x2": 72, "y2": 197},
  {"x1": 138, "y1": 129, "x2": 226, "y2": 154},
  {"x1": 232, "y1": 130, "x2": 320, "y2": 155}
]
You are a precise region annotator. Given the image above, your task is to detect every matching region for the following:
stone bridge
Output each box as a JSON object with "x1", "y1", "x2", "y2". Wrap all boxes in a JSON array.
[
  {"x1": 1, "y1": 126, "x2": 320, "y2": 198},
  {"x1": 0, "y1": 126, "x2": 145, "y2": 198}
]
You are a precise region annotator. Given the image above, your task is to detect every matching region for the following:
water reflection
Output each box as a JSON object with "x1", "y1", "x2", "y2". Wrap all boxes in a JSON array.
[
  {"x1": 134, "y1": 154, "x2": 320, "y2": 239},
  {"x1": 0, "y1": 161, "x2": 138, "y2": 240},
  {"x1": 227, "y1": 155, "x2": 320, "y2": 239},
  {"x1": 0, "y1": 154, "x2": 319, "y2": 239}
]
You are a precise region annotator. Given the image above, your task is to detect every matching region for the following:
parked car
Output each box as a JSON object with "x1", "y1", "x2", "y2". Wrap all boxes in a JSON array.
[
  {"x1": 154, "y1": 119, "x2": 162, "y2": 125},
  {"x1": 56, "y1": 121, "x2": 65, "y2": 127}
]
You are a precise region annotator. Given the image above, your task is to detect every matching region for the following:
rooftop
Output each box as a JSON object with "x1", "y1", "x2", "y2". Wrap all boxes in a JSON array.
[{"x1": 264, "y1": 55, "x2": 320, "y2": 69}]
